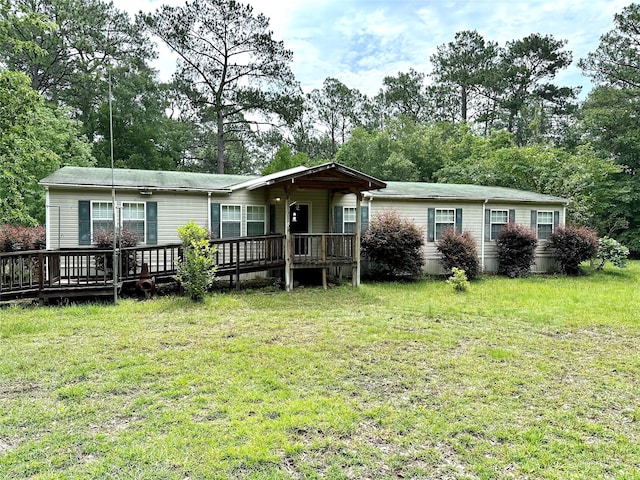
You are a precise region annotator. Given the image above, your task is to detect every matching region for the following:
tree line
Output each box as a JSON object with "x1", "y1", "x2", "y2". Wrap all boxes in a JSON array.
[{"x1": 1, "y1": 0, "x2": 640, "y2": 251}]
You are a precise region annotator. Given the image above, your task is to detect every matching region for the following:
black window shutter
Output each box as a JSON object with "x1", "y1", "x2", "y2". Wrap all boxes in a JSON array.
[
  {"x1": 211, "y1": 203, "x2": 221, "y2": 238},
  {"x1": 455, "y1": 208, "x2": 463, "y2": 234},
  {"x1": 427, "y1": 208, "x2": 435, "y2": 242},
  {"x1": 553, "y1": 210, "x2": 560, "y2": 229},
  {"x1": 269, "y1": 204, "x2": 276, "y2": 234},
  {"x1": 509, "y1": 209, "x2": 515, "y2": 223},
  {"x1": 484, "y1": 208, "x2": 491, "y2": 242},
  {"x1": 531, "y1": 210, "x2": 537, "y2": 229},
  {"x1": 146, "y1": 201, "x2": 157, "y2": 245},
  {"x1": 360, "y1": 205, "x2": 369, "y2": 233},
  {"x1": 79, "y1": 200, "x2": 91, "y2": 245},
  {"x1": 333, "y1": 206, "x2": 343, "y2": 233}
]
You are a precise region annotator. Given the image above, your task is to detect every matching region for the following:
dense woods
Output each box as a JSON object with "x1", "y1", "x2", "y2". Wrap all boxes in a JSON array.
[{"x1": 1, "y1": 0, "x2": 640, "y2": 250}]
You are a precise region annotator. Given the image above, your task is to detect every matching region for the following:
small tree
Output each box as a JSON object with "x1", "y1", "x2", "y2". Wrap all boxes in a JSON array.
[
  {"x1": 496, "y1": 223, "x2": 538, "y2": 278},
  {"x1": 447, "y1": 267, "x2": 469, "y2": 292},
  {"x1": 595, "y1": 236, "x2": 630, "y2": 270},
  {"x1": 361, "y1": 211, "x2": 424, "y2": 279},
  {"x1": 175, "y1": 221, "x2": 217, "y2": 301},
  {"x1": 548, "y1": 226, "x2": 599, "y2": 275},
  {"x1": 435, "y1": 229, "x2": 480, "y2": 280}
]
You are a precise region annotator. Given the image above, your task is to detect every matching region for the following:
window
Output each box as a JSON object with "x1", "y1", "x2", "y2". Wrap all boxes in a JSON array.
[
  {"x1": 435, "y1": 209, "x2": 455, "y2": 240},
  {"x1": 92, "y1": 201, "x2": 113, "y2": 238},
  {"x1": 246, "y1": 205, "x2": 265, "y2": 236},
  {"x1": 221, "y1": 205, "x2": 241, "y2": 237},
  {"x1": 343, "y1": 207, "x2": 357, "y2": 233},
  {"x1": 123, "y1": 202, "x2": 145, "y2": 242},
  {"x1": 490, "y1": 210, "x2": 509, "y2": 240},
  {"x1": 537, "y1": 211, "x2": 554, "y2": 240}
]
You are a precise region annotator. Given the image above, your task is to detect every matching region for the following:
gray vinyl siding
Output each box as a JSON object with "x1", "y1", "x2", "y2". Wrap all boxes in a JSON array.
[
  {"x1": 335, "y1": 196, "x2": 565, "y2": 275},
  {"x1": 46, "y1": 184, "x2": 565, "y2": 275},
  {"x1": 47, "y1": 187, "x2": 211, "y2": 248},
  {"x1": 156, "y1": 192, "x2": 209, "y2": 243}
]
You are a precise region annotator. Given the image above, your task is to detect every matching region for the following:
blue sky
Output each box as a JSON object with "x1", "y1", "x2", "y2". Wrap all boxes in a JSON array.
[{"x1": 118, "y1": 0, "x2": 632, "y2": 98}]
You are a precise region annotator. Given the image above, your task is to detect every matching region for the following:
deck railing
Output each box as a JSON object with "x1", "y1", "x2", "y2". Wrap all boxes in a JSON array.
[
  {"x1": 0, "y1": 234, "x2": 289, "y2": 301},
  {"x1": 1, "y1": 233, "x2": 358, "y2": 300},
  {"x1": 291, "y1": 233, "x2": 356, "y2": 267}
]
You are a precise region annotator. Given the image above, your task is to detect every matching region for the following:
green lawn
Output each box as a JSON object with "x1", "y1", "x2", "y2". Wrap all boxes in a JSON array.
[{"x1": 1, "y1": 263, "x2": 639, "y2": 479}]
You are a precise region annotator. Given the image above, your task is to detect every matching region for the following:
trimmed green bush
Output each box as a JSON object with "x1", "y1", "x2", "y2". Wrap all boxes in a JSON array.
[
  {"x1": 361, "y1": 211, "x2": 424, "y2": 279},
  {"x1": 436, "y1": 229, "x2": 480, "y2": 280},
  {"x1": 548, "y1": 226, "x2": 599, "y2": 275},
  {"x1": 496, "y1": 223, "x2": 538, "y2": 278},
  {"x1": 175, "y1": 221, "x2": 217, "y2": 301}
]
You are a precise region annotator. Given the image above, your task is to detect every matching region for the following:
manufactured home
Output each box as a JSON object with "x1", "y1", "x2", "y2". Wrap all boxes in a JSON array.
[{"x1": 39, "y1": 162, "x2": 569, "y2": 288}]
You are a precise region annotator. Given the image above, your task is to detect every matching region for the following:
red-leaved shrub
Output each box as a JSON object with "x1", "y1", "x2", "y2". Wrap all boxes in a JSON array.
[
  {"x1": 361, "y1": 211, "x2": 424, "y2": 279},
  {"x1": 0, "y1": 225, "x2": 46, "y2": 252},
  {"x1": 548, "y1": 226, "x2": 599, "y2": 275},
  {"x1": 436, "y1": 229, "x2": 480, "y2": 280},
  {"x1": 496, "y1": 223, "x2": 538, "y2": 278}
]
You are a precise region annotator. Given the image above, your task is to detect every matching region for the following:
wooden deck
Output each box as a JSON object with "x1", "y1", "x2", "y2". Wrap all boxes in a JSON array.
[{"x1": 0, "y1": 233, "x2": 356, "y2": 302}]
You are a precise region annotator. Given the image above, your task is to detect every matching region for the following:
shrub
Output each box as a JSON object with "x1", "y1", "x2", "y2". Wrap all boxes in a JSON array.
[
  {"x1": 595, "y1": 236, "x2": 630, "y2": 270},
  {"x1": 175, "y1": 221, "x2": 217, "y2": 301},
  {"x1": 361, "y1": 211, "x2": 424, "y2": 279},
  {"x1": 548, "y1": 226, "x2": 599, "y2": 275},
  {"x1": 447, "y1": 267, "x2": 469, "y2": 292},
  {"x1": 0, "y1": 224, "x2": 46, "y2": 252},
  {"x1": 93, "y1": 228, "x2": 139, "y2": 248},
  {"x1": 496, "y1": 223, "x2": 538, "y2": 278},
  {"x1": 92, "y1": 228, "x2": 139, "y2": 274},
  {"x1": 435, "y1": 229, "x2": 480, "y2": 280}
]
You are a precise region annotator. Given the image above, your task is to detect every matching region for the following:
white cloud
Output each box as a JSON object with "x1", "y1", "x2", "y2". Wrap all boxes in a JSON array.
[{"x1": 112, "y1": 0, "x2": 632, "y2": 98}]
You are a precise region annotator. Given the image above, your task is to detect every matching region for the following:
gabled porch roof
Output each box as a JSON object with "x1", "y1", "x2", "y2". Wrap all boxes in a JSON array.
[{"x1": 231, "y1": 162, "x2": 386, "y2": 194}]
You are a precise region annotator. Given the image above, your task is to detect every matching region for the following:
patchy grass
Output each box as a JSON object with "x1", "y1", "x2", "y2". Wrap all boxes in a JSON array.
[{"x1": 1, "y1": 263, "x2": 639, "y2": 479}]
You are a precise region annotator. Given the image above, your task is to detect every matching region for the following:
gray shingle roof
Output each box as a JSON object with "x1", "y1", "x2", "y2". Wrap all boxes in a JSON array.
[
  {"x1": 40, "y1": 166, "x2": 569, "y2": 204},
  {"x1": 368, "y1": 181, "x2": 569, "y2": 204},
  {"x1": 40, "y1": 167, "x2": 255, "y2": 192}
]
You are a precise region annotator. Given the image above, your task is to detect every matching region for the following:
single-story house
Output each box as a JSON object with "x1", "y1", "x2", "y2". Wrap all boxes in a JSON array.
[{"x1": 39, "y1": 162, "x2": 569, "y2": 287}]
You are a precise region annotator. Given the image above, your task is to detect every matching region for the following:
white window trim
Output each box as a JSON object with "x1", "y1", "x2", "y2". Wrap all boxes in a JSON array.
[
  {"x1": 343, "y1": 206, "x2": 357, "y2": 233},
  {"x1": 537, "y1": 210, "x2": 554, "y2": 240},
  {"x1": 490, "y1": 209, "x2": 509, "y2": 241},
  {"x1": 221, "y1": 204, "x2": 242, "y2": 238},
  {"x1": 91, "y1": 201, "x2": 114, "y2": 243},
  {"x1": 435, "y1": 208, "x2": 455, "y2": 241},
  {"x1": 122, "y1": 201, "x2": 146, "y2": 244},
  {"x1": 246, "y1": 205, "x2": 266, "y2": 236}
]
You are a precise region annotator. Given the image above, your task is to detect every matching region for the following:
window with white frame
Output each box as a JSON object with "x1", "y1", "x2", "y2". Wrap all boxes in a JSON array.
[
  {"x1": 122, "y1": 202, "x2": 145, "y2": 242},
  {"x1": 92, "y1": 201, "x2": 113, "y2": 238},
  {"x1": 435, "y1": 209, "x2": 455, "y2": 240},
  {"x1": 246, "y1": 205, "x2": 265, "y2": 236},
  {"x1": 343, "y1": 207, "x2": 357, "y2": 233},
  {"x1": 221, "y1": 205, "x2": 241, "y2": 237},
  {"x1": 537, "y1": 211, "x2": 554, "y2": 240},
  {"x1": 490, "y1": 210, "x2": 509, "y2": 240}
]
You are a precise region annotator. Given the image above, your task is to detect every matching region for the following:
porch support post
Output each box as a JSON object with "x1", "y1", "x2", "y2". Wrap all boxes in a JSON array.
[
  {"x1": 354, "y1": 192, "x2": 362, "y2": 287},
  {"x1": 284, "y1": 186, "x2": 293, "y2": 291}
]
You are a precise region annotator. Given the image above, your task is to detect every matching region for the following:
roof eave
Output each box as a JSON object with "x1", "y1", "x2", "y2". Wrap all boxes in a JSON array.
[
  {"x1": 366, "y1": 193, "x2": 570, "y2": 204},
  {"x1": 39, "y1": 182, "x2": 232, "y2": 194}
]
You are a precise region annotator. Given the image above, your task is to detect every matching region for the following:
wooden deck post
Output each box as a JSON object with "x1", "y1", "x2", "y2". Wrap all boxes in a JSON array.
[
  {"x1": 321, "y1": 234, "x2": 327, "y2": 289},
  {"x1": 354, "y1": 194, "x2": 362, "y2": 287},
  {"x1": 284, "y1": 187, "x2": 293, "y2": 291}
]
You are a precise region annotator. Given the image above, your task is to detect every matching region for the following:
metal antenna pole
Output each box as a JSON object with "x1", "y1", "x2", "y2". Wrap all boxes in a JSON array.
[{"x1": 109, "y1": 71, "x2": 118, "y2": 304}]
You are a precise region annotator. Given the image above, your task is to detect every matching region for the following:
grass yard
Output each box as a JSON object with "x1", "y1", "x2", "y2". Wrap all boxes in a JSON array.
[{"x1": 1, "y1": 263, "x2": 639, "y2": 479}]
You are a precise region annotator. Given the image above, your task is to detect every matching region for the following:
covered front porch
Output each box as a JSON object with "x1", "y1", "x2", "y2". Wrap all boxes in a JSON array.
[{"x1": 237, "y1": 162, "x2": 386, "y2": 291}]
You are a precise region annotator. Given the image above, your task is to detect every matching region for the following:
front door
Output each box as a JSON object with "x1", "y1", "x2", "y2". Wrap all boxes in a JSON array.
[{"x1": 290, "y1": 204, "x2": 309, "y2": 254}]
